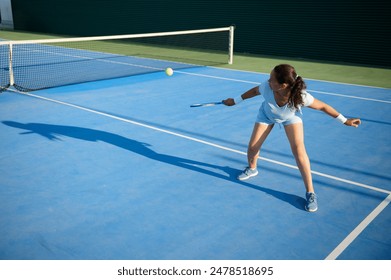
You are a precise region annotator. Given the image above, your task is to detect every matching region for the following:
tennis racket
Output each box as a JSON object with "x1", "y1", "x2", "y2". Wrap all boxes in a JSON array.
[{"x1": 190, "y1": 101, "x2": 224, "y2": 108}]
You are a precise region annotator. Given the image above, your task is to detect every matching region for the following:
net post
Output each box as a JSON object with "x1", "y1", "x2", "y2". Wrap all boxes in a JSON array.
[
  {"x1": 9, "y1": 43, "x2": 14, "y2": 86},
  {"x1": 228, "y1": 25, "x2": 235, "y2": 64}
]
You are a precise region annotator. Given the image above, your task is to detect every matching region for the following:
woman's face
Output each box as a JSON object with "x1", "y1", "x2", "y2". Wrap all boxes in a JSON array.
[{"x1": 268, "y1": 70, "x2": 288, "y2": 93}]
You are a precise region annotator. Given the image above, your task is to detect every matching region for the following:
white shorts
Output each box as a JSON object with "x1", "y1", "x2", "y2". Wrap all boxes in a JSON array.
[{"x1": 255, "y1": 108, "x2": 303, "y2": 126}]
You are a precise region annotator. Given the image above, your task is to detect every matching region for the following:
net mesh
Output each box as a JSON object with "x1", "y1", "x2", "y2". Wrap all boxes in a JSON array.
[{"x1": 0, "y1": 27, "x2": 233, "y2": 92}]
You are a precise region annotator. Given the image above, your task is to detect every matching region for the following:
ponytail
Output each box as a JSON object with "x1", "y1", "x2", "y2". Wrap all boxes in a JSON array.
[{"x1": 289, "y1": 75, "x2": 306, "y2": 110}]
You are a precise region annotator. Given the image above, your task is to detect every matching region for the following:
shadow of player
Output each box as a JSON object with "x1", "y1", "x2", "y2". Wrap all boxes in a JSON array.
[{"x1": 3, "y1": 121, "x2": 306, "y2": 210}]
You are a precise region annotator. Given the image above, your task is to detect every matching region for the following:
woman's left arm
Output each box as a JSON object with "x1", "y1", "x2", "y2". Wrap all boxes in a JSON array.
[{"x1": 308, "y1": 98, "x2": 361, "y2": 127}]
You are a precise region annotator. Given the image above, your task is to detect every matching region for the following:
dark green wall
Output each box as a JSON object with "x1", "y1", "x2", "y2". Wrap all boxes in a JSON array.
[{"x1": 10, "y1": 0, "x2": 391, "y2": 67}]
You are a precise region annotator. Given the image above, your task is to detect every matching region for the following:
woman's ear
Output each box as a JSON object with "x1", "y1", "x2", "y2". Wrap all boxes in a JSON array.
[{"x1": 280, "y1": 83, "x2": 289, "y2": 90}]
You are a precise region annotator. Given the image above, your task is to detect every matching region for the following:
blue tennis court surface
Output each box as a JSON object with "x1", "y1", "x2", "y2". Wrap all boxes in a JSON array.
[{"x1": 1, "y1": 66, "x2": 390, "y2": 260}]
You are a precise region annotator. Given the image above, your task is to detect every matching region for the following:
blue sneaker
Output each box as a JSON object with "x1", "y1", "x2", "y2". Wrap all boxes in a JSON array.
[
  {"x1": 305, "y1": 192, "x2": 318, "y2": 212},
  {"x1": 237, "y1": 167, "x2": 258, "y2": 181}
]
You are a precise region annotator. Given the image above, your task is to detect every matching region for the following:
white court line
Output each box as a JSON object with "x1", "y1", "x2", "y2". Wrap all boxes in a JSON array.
[
  {"x1": 309, "y1": 89, "x2": 391, "y2": 104},
  {"x1": 176, "y1": 69, "x2": 391, "y2": 104},
  {"x1": 176, "y1": 69, "x2": 260, "y2": 85},
  {"x1": 325, "y1": 194, "x2": 391, "y2": 260},
  {"x1": 211, "y1": 65, "x2": 391, "y2": 90}
]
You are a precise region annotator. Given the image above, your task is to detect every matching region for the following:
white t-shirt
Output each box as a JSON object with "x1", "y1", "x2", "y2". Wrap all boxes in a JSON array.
[{"x1": 256, "y1": 81, "x2": 314, "y2": 125}]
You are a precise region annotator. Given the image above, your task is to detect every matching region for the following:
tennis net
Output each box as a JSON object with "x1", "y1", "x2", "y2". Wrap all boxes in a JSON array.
[{"x1": 0, "y1": 26, "x2": 234, "y2": 92}]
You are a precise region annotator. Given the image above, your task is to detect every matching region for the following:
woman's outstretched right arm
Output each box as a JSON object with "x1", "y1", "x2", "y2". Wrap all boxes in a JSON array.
[{"x1": 222, "y1": 86, "x2": 260, "y2": 106}]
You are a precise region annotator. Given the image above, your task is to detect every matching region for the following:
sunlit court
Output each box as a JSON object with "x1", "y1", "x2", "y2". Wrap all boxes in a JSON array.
[{"x1": 0, "y1": 2, "x2": 390, "y2": 278}]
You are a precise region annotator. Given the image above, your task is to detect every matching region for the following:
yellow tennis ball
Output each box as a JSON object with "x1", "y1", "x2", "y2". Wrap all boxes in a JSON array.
[{"x1": 165, "y1": 67, "x2": 173, "y2": 76}]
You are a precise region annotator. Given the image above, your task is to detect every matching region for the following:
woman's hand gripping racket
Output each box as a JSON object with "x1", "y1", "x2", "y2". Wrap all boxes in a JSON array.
[{"x1": 190, "y1": 101, "x2": 224, "y2": 108}]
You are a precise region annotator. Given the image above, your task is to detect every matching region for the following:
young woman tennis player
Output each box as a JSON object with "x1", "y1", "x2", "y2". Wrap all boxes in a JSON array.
[{"x1": 223, "y1": 64, "x2": 361, "y2": 212}]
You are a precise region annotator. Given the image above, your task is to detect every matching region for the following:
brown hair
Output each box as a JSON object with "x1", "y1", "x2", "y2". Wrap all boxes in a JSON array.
[{"x1": 273, "y1": 64, "x2": 306, "y2": 110}]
